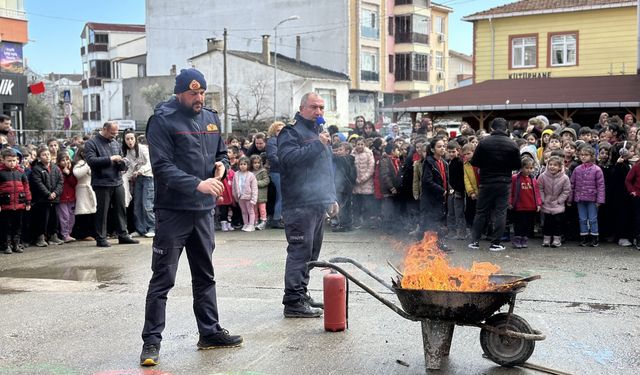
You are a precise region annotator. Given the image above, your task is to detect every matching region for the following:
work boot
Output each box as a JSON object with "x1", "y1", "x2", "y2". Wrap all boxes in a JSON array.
[
  {"x1": 49, "y1": 233, "x2": 63, "y2": 245},
  {"x1": 96, "y1": 239, "x2": 111, "y2": 248},
  {"x1": 302, "y1": 292, "x2": 324, "y2": 309},
  {"x1": 197, "y1": 329, "x2": 243, "y2": 349},
  {"x1": 579, "y1": 235, "x2": 590, "y2": 247},
  {"x1": 140, "y1": 343, "x2": 160, "y2": 366},
  {"x1": 118, "y1": 235, "x2": 140, "y2": 245},
  {"x1": 590, "y1": 235, "x2": 599, "y2": 247},
  {"x1": 551, "y1": 236, "x2": 561, "y2": 248},
  {"x1": 35, "y1": 235, "x2": 48, "y2": 247},
  {"x1": 284, "y1": 301, "x2": 323, "y2": 318},
  {"x1": 542, "y1": 236, "x2": 551, "y2": 247}
]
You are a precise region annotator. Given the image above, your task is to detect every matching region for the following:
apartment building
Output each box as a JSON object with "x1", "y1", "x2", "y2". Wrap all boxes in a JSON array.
[{"x1": 80, "y1": 22, "x2": 146, "y2": 131}]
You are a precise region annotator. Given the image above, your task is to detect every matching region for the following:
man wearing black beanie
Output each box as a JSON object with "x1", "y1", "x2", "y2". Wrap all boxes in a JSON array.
[{"x1": 140, "y1": 68, "x2": 242, "y2": 366}]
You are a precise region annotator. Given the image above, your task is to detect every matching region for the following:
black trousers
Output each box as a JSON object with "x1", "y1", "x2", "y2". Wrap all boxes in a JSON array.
[
  {"x1": 94, "y1": 185, "x2": 127, "y2": 242},
  {"x1": 512, "y1": 210, "x2": 536, "y2": 237},
  {"x1": 336, "y1": 190, "x2": 353, "y2": 228},
  {"x1": 543, "y1": 213, "x2": 563, "y2": 236},
  {"x1": 0, "y1": 210, "x2": 23, "y2": 246},
  {"x1": 31, "y1": 202, "x2": 58, "y2": 239},
  {"x1": 472, "y1": 183, "x2": 510, "y2": 245},
  {"x1": 142, "y1": 209, "x2": 221, "y2": 345},
  {"x1": 282, "y1": 205, "x2": 325, "y2": 305}
]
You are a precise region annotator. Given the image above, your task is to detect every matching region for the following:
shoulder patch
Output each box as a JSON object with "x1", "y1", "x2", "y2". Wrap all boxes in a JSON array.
[
  {"x1": 288, "y1": 119, "x2": 297, "y2": 126},
  {"x1": 203, "y1": 107, "x2": 218, "y2": 114}
]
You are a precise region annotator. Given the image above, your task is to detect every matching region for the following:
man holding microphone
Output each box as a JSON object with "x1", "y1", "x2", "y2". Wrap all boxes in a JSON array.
[{"x1": 278, "y1": 92, "x2": 338, "y2": 318}]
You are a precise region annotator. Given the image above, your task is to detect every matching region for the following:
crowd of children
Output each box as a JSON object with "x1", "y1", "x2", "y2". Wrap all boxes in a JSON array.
[{"x1": 2, "y1": 111, "x2": 639, "y2": 254}]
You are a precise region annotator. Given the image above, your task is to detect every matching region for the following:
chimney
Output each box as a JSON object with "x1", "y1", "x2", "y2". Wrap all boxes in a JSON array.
[
  {"x1": 262, "y1": 35, "x2": 271, "y2": 65},
  {"x1": 296, "y1": 36, "x2": 301, "y2": 63},
  {"x1": 207, "y1": 38, "x2": 224, "y2": 52}
]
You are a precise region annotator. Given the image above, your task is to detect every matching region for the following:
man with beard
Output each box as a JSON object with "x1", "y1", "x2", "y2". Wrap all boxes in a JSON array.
[{"x1": 140, "y1": 68, "x2": 242, "y2": 367}]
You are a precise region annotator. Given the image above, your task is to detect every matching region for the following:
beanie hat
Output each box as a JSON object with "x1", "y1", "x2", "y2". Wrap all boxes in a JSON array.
[
  {"x1": 541, "y1": 128, "x2": 555, "y2": 138},
  {"x1": 347, "y1": 134, "x2": 360, "y2": 142},
  {"x1": 560, "y1": 127, "x2": 576, "y2": 140},
  {"x1": 536, "y1": 115, "x2": 549, "y2": 127},
  {"x1": 174, "y1": 68, "x2": 207, "y2": 94}
]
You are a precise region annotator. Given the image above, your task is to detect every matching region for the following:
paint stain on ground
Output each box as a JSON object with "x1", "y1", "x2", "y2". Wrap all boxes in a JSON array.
[
  {"x1": 574, "y1": 271, "x2": 587, "y2": 277},
  {"x1": 569, "y1": 341, "x2": 614, "y2": 365}
]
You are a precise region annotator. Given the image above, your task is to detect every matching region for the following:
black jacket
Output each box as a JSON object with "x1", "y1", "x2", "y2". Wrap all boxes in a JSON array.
[
  {"x1": 277, "y1": 112, "x2": 336, "y2": 210},
  {"x1": 448, "y1": 157, "x2": 465, "y2": 193},
  {"x1": 29, "y1": 161, "x2": 63, "y2": 204},
  {"x1": 84, "y1": 133, "x2": 127, "y2": 187},
  {"x1": 421, "y1": 155, "x2": 449, "y2": 211},
  {"x1": 146, "y1": 97, "x2": 229, "y2": 211},
  {"x1": 470, "y1": 130, "x2": 521, "y2": 185},
  {"x1": 333, "y1": 154, "x2": 357, "y2": 194},
  {"x1": 266, "y1": 136, "x2": 280, "y2": 173}
]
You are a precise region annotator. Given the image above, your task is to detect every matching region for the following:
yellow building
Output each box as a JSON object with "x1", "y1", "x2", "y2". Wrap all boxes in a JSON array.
[{"x1": 463, "y1": 0, "x2": 638, "y2": 83}]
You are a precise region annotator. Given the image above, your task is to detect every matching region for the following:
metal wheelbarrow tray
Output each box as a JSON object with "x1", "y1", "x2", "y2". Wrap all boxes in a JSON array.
[{"x1": 308, "y1": 257, "x2": 546, "y2": 371}]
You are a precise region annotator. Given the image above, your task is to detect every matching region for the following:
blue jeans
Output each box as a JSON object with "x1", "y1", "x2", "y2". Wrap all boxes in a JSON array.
[
  {"x1": 576, "y1": 201, "x2": 598, "y2": 235},
  {"x1": 134, "y1": 176, "x2": 156, "y2": 234},
  {"x1": 270, "y1": 172, "x2": 283, "y2": 221}
]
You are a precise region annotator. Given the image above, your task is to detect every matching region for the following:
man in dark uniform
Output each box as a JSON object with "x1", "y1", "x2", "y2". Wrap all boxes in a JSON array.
[
  {"x1": 140, "y1": 68, "x2": 242, "y2": 366},
  {"x1": 278, "y1": 92, "x2": 339, "y2": 318}
]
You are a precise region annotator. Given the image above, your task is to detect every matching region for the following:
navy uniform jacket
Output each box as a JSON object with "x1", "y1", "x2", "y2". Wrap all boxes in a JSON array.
[
  {"x1": 146, "y1": 97, "x2": 229, "y2": 211},
  {"x1": 277, "y1": 112, "x2": 336, "y2": 210}
]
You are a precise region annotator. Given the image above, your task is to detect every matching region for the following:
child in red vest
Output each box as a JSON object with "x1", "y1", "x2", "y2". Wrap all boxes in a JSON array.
[
  {"x1": 509, "y1": 156, "x2": 541, "y2": 248},
  {"x1": 0, "y1": 148, "x2": 32, "y2": 253},
  {"x1": 57, "y1": 153, "x2": 78, "y2": 242}
]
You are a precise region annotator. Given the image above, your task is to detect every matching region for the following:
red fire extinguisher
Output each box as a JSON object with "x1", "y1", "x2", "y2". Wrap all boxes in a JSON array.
[{"x1": 323, "y1": 269, "x2": 348, "y2": 332}]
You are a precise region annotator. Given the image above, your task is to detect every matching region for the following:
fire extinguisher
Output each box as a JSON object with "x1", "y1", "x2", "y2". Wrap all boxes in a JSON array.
[{"x1": 323, "y1": 269, "x2": 348, "y2": 332}]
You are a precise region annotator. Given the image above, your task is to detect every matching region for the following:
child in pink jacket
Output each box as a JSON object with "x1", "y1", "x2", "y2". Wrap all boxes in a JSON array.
[
  {"x1": 537, "y1": 156, "x2": 571, "y2": 247},
  {"x1": 232, "y1": 156, "x2": 258, "y2": 232}
]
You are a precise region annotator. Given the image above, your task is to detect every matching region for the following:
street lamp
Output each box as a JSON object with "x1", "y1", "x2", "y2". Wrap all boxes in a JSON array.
[{"x1": 273, "y1": 15, "x2": 299, "y2": 123}]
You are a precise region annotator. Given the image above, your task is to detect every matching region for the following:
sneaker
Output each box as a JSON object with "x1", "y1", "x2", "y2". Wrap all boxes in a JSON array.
[
  {"x1": 618, "y1": 238, "x2": 632, "y2": 247},
  {"x1": 140, "y1": 343, "x2": 160, "y2": 366},
  {"x1": 489, "y1": 243, "x2": 506, "y2": 252},
  {"x1": 197, "y1": 329, "x2": 243, "y2": 349},
  {"x1": 49, "y1": 234, "x2": 63, "y2": 245},
  {"x1": 467, "y1": 241, "x2": 480, "y2": 250},
  {"x1": 35, "y1": 235, "x2": 48, "y2": 247},
  {"x1": 242, "y1": 224, "x2": 255, "y2": 232},
  {"x1": 551, "y1": 237, "x2": 561, "y2": 248},
  {"x1": 520, "y1": 237, "x2": 528, "y2": 248},
  {"x1": 97, "y1": 240, "x2": 111, "y2": 248},
  {"x1": 144, "y1": 231, "x2": 156, "y2": 238},
  {"x1": 255, "y1": 220, "x2": 267, "y2": 231},
  {"x1": 542, "y1": 236, "x2": 551, "y2": 247},
  {"x1": 12, "y1": 242, "x2": 24, "y2": 253},
  {"x1": 512, "y1": 236, "x2": 522, "y2": 249},
  {"x1": 63, "y1": 236, "x2": 76, "y2": 243},
  {"x1": 3, "y1": 246, "x2": 12, "y2": 254},
  {"x1": 221, "y1": 221, "x2": 229, "y2": 232},
  {"x1": 130, "y1": 231, "x2": 142, "y2": 238},
  {"x1": 118, "y1": 236, "x2": 140, "y2": 244},
  {"x1": 302, "y1": 293, "x2": 324, "y2": 309},
  {"x1": 283, "y1": 301, "x2": 323, "y2": 318}
]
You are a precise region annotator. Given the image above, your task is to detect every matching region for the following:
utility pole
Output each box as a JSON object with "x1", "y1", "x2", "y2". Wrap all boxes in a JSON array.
[{"x1": 223, "y1": 28, "x2": 230, "y2": 135}]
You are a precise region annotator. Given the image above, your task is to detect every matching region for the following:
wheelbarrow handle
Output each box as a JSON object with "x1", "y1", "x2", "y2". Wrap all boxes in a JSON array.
[
  {"x1": 327, "y1": 257, "x2": 395, "y2": 292},
  {"x1": 308, "y1": 260, "x2": 418, "y2": 321}
]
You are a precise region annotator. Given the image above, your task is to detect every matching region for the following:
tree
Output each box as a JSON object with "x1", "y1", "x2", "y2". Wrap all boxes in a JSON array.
[
  {"x1": 24, "y1": 94, "x2": 52, "y2": 131},
  {"x1": 228, "y1": 79, "x2": 272, "y2": 132},
  {"x1": 140, "y1": 83, "x2": 172, "y2": 110}
]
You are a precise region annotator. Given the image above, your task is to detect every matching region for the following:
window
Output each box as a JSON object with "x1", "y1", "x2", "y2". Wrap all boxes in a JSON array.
[
  {"x1": 550, "y1": 33, "x2": 577, "y2": 66},
  {"x1": 90, "y1": 60, "x2": 111, "y2": 79},
  {"x1": 361, "y1": 7, "x2": 379, "y2": 39},
  {"x1": 435, "y1": 52, "x2": 443, "y2": 71},
  {"x1": 435, "y1": 16, "x2": 445, "y2": 35},
  {"x1": 511, "y1": 36, "x2": 537, "y2": 69},
  {"x1": 89, "y1": 29, "x2": 109, "y2": 44},
  {"x1": 360, "y1": 50, "x2": 379, "y2": 81},
  {"x1": 394, "y1": 14, "x2": 428, "y2": 44},
  {"x1": 83, "y1": 95, "x2": 89, "y2": 112},
  {"x1": 124, "y1": 95, "x2": 131, "y2": 117},
  {"x1": 388, "y1": 16, "x2": 394, "y2": 36},
  {"x1": 395, "y1": 53, "x2": 428, "y2": 81},
  {"x1": 315, "y1": 89, "x2": 337, "y2": 112},
  {"x1": 388, "y1": 54, "x2": 394, "y2": 73}
]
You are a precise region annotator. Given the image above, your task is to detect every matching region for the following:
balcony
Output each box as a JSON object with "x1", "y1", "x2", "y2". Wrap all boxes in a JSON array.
[
  {"x1": 82, "y1": 111, "x2": 102, "y2": 121},
  {"x1": 360, "y1": 70, "x2": 379, "y2": 82},
  {"x1": 395, "y1": 32, "x2": 429, "y2": 45},
  {"x1": 87, "y1": 43, "x2": 108, "y2": 53},
  {"x1": 361, "y1": 27, "x2": 379, "y2": 40},
  {"x1": 81, "y1": 78, "x2": 102, "y2": 89},
  {"x1": 395, "y1": 70, "x2": 428, "y2": 82}
]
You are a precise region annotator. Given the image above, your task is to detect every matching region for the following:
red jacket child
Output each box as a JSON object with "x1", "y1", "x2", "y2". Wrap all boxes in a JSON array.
[
  {"x1": 217, "y1": 168, "x2": 235, "y2": 206},
  {"x1": 59, "y1": 166, "x2": 78, "y2": 203},
  {"x1": 0, "y1": 163, "x2": 32, "y2": 211},
  {"x1": 509, "y1": 172, "x2": 542, "y2": 211}
]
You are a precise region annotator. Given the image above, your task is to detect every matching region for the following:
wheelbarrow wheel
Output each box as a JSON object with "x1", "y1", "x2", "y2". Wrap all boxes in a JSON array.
[{"x1": 480, "y1": 313, "x2": 535, "y2": 367}]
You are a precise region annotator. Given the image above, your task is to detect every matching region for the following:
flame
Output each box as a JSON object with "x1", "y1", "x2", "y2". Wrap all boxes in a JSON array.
[{"x1": 400, "y1": 232, "x2": 501, "y2": 292}]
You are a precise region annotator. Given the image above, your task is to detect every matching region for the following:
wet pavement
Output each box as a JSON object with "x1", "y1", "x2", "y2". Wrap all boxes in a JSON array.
[{"x1": 0, "y1": 229, "x2": 639, "y2": 375}]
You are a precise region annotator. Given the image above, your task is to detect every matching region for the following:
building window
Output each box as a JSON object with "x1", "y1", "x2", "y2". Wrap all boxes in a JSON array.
[
  {"x1": 550, "y1": 33, "x2": 577, "y2": 67},
  {"x1": 361, "y1": 7, "x2": 379, "y2": 39},
  {"x1": 435, "y1": 52, "x2": 443, "y2": 71},
  {"x1": 89, "y1": 29, "x2": 109, "y2": 44},
  {"x1": 361, "y1": 50, "x2": 379, "y2": 81},
  {"x1": 394, "y1": 14, "x2": 428, "y2": 44},
  {"x1": 315, "y1": 89, "x2": 337, "y2": 112},
  {"x1": 90, "y1": 60, "x2": 111, "y2": 79},
  {"x1": 83, "y1": 95, "x2": 89, "y2": 112},
  {"x1": 511, "y1": 35, "x2": 537, "y2": 69},
  {"x1": 124, "y1": 95, "x2": 131, "y2": 117},
  {"x1": 395, "y1": 53, "x2": 428, "y2": 81},
  {"x1": 90, "y1": 94, "x2": 101, "y2": 112},
  {"x1": 388, "y1": 54, "x2": 394, "y2": 73},
  {"x1": 435, "y1": 16, "x2": 445, "y2": 35}
]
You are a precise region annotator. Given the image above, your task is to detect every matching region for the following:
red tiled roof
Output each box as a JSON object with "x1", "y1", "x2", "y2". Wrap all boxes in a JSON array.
[
  {"x1": 86, "y1": 22, "x2": 145, "y2": 33},
  {"x1": 464, "y1": 0, "x2": 635, "y2": 20},
  {"x1": 388, "y1": 75, "x2": 640, "y2": 112}
]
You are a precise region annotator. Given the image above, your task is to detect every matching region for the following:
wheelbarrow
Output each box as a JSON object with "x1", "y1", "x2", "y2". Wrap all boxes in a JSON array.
[{"x1": 308, "y1": 257, "x2": 546, "y2": 371}]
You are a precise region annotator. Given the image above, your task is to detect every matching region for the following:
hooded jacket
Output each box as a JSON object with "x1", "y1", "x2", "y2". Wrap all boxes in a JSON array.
[
  {"x1": 352, "y1": 147, "x2": 375, "y2": 195},
  {"x1": 146, "y1": 97, "x2": 229, "y2": 211},
  {"x1": 0, "y1": 164, "x2": 31, "y2": 210},
  {"x1": 537, "y1": 168, "x2": 571, "y2": 214},
  {"x1": 29, "y1": 161, "x2": 63, "y2": 204},
  {"x1": 569, "y1": 163, "x2": 605, "y2": 204},
  {"x1": 277, "y1": 112, "x2": 336, "y2": 210}
]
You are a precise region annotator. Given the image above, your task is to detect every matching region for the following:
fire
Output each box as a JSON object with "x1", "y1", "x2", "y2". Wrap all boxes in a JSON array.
[{"x1": 400, "y1": 232, "x2": 501, "y2": 292}]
